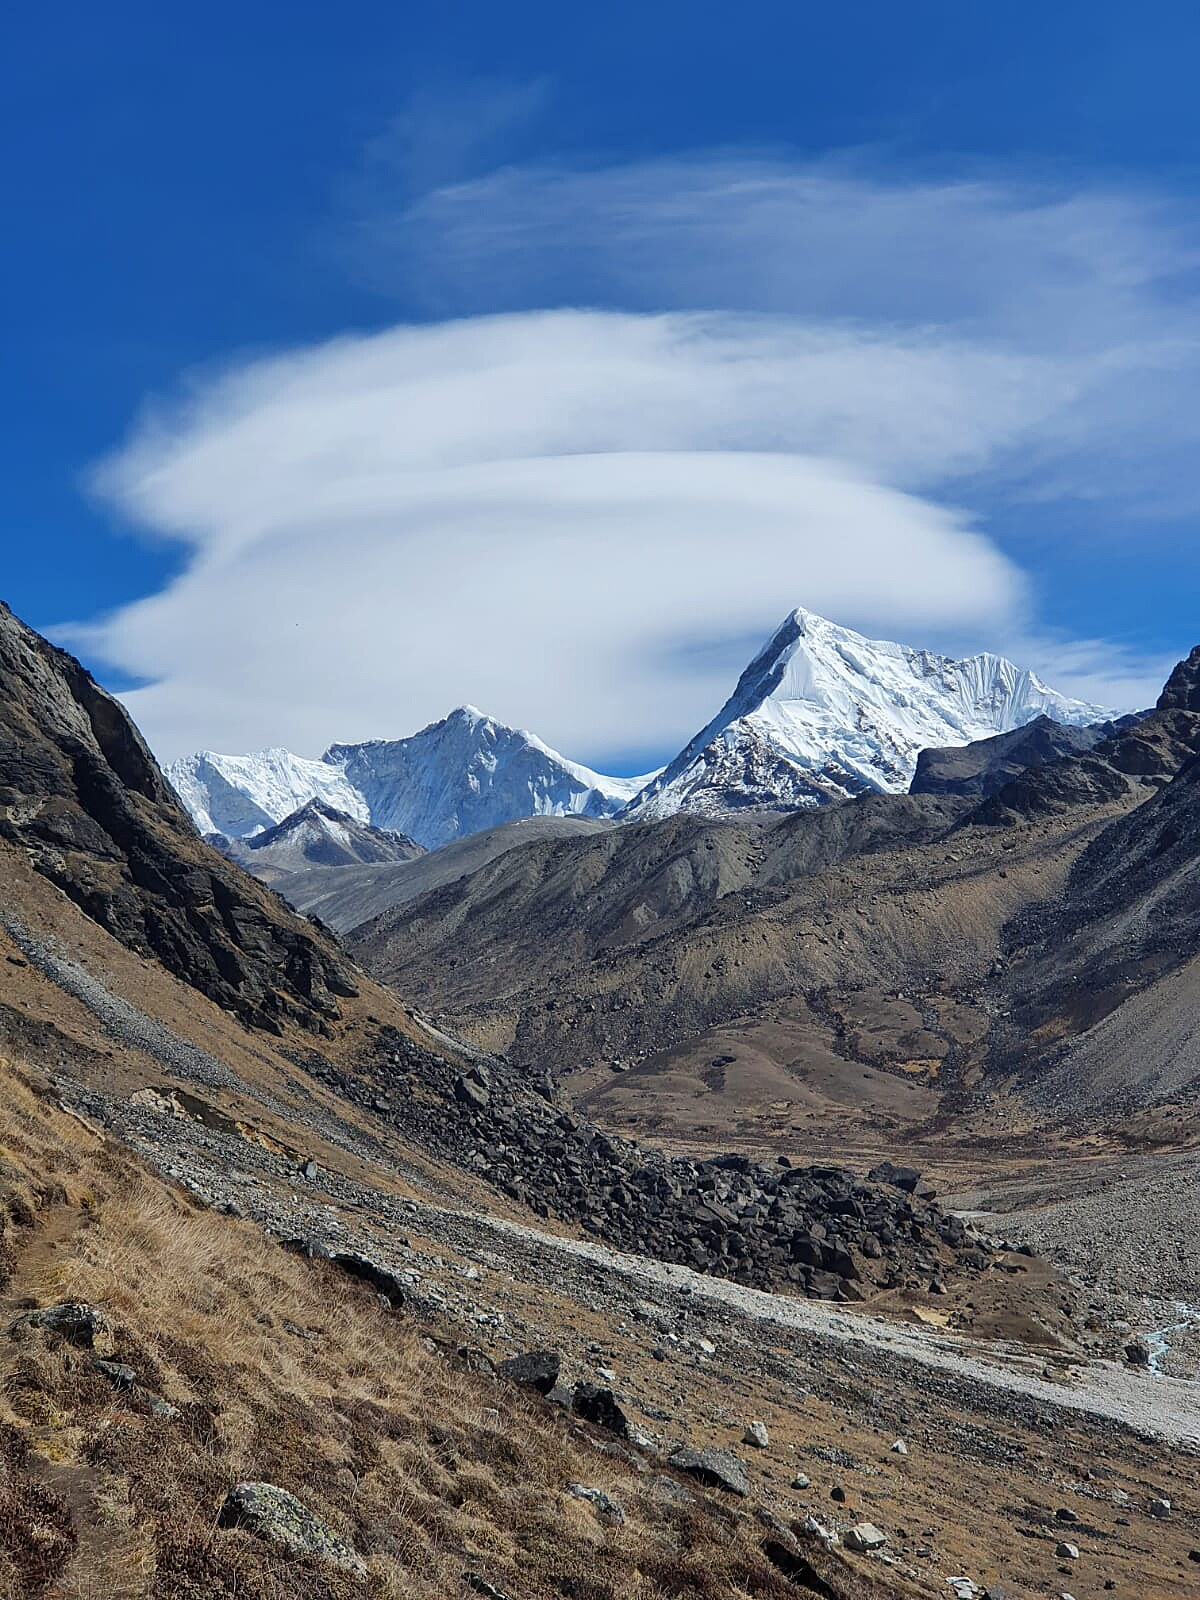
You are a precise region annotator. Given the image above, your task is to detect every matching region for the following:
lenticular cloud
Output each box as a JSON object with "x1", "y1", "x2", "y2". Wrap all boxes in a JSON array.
[{"x1": 72, "y1": 309, "x2": 1030, "y2": 763}]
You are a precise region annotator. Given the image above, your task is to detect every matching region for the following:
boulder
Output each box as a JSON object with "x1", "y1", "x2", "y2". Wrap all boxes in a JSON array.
[
  {"x1": 455, "y1": 1072, "x2": 490, "y2": 1110},
  {"x1": 10, "y1": 1302, "x2": 109, "y2": 1348},
  {"x1": 866, "y1": 1161, "x2": 922, "y2": 1193},
  {"x1": 666, "y1": 1445, "x2": 750, "y2": 1497},
  {"x1": 844, "y1": 1522, "x2": 888, "y2": 1552},
  {"x1": 571, "y1": 1382, "x2": 629, "y2": 1437},
  {"x1": 497, "y1": 1349, "x2": 560, "y2": 1395},
  {"x1": 742, "y1": 1420, "x2": 769, "y2": 1448},
  {"x1": 329, "y1": 1252, "x2": 409, "y2": 1308},
  {"x1": 91, "y1": 1358, "x2": 136, "y2": 1389},
  {"x1": 218, "y1": 1482, "x2": 366, "y2": 1574}
]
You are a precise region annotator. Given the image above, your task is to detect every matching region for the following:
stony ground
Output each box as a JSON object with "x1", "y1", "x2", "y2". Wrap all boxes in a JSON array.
[
  {"x1": 6, "y1": 849, "x2": 1200, "y2": 1596},
  {"x1": 49, "y1": 1061, "x2": 1200, "y2": 1598}
]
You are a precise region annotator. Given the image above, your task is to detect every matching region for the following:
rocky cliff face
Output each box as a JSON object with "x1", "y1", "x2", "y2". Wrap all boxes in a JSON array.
[
  {"x1": 994, "y1": 649, "x2": 1200, "y2": 1052},
  {"x1": 0, "y1": 602, "x2": 358, "y2": 1034},
  {"x1": 972, "y1": 656, "x2": 1200, "y2": 826}
]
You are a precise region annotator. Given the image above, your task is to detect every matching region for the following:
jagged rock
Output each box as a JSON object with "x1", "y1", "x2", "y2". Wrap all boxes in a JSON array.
[
  {"x1": 891, "y1": 1439, "x2": 908, "y2": 1455},
  {"x1": 666, "y1": 1445, "x2": 750, "y2": 1497},
  {"x1": 1055, "y1": 1541, "x2": 1080, "y2": 1559},
  {"x1": 566, "y1": 1482, "x2": 625, "y2": 1524},
  {"x1": 571, "y1": 1382, "x2": 628, "y2": 1436},
  {"x1": 91, "y1": 1358, "x2": 136, "y2": 1388},
  {"x1": 742, "y1": 1420, "x2": 769, "y2": 1448},
  {"x1": 498, "y1": 1349, "x2": 560, "y2": 1395},
  {"x1": 329, "y1": 1252, "x2": 409, "y2": 1308},
  {"x1": 0, "y1": 601, "x2": 359, "y2": 1035},
  {"x1": 218, "y1": 1482, "x2": 366, "y2": 1573},
  {"x1": 1124, "y1": 1337, "x2": 1152, "y2": 1366},
  {"x1": 455, "y1": 1073, "x2": 490, "y2": 1110},
  {"x1": 10, "y1": 1302, "x2": 109, "y2": 1348},
  {"x1": 799, "y1": 1514, "x2": 840, "y2": 1548},
  {"x1": 790, "y1": 1472, "x2": 811, "y2": 1489}
]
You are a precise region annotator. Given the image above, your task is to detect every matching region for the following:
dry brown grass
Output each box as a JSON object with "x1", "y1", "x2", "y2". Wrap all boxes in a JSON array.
[{"x1": 0, "y1": 1055, "x2": 900, "y2": 1600}]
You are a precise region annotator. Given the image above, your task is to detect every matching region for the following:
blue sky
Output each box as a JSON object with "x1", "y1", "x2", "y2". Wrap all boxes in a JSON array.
[{"x1": 5, "y1": 2, "x2": 1200, "y2": 768}]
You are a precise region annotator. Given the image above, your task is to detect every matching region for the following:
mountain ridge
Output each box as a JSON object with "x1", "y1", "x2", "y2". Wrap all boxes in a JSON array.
[{"x1": 166, "y1": 607, "x2": 1112, "y2": 849}]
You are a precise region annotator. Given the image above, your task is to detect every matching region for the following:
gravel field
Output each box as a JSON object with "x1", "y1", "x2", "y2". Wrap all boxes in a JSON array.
[{"x1": 968, "y1": 1158, "x2": 1200, "y2": 1303}]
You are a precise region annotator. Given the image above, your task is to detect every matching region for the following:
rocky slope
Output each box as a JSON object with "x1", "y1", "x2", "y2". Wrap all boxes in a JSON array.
[
  {"x1": 980, "y1": 648, "x2": 1200, "y2": 1106},
  {"x1": 280, "y1": 814, "x2": 613, "y2": 933},
  {"x1": 0, "y1": 600, "x2": 994, "y2": 1308},
  {"x1": 0, "y1": 602, "x2": 359, "y2": 1035},
  {"x1": 909, "y1": 714, "x2": 1105, "y2": 798},
  {"x1": 349, "y1": 644, "x2": 1200, "y2": 1133}
]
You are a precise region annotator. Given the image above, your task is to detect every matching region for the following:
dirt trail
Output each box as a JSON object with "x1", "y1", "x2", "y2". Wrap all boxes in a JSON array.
[
  {"x1": 1, "y1": 1202, "x2": 144, "y2": 1599},
  {"x1": 414, "y1": 1196, "x2": 1200, "y2": 1449}
]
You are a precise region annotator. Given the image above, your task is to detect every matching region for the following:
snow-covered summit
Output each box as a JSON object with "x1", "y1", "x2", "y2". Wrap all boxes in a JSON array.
[
  {"x1": 167, "y1": 708, "x2": 651, "y2": 851},
  {"x1": 622, "y1": 608, "x2": 1110, "y2": 821},
  {"x1": 166, "y1": 747, "x2": 367, "y2": 838},
  {"x1": 219, "y1": 799, "x2": 423, "y2": 876},
  {"x1": 326, "y1": 706, "x2": 652, "y2": 850}
]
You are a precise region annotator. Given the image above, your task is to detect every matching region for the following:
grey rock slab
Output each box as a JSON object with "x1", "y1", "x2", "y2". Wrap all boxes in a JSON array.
[
  {"x1": 666, "y1": 1444, "x2": 750, "y2": 1497},
  {"x1": 844, "y1": 1522, "x2": 888, "y2": 1552},
  {"x1": 219, "y1": 1481, "x2": 366, "y2": 1574}
]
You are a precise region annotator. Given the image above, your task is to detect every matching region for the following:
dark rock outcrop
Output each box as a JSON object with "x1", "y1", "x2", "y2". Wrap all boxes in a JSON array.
[
  {"x1": 973, "y1": 652, "x2": 1200, "y2": 827},
  {"x1": 8, "y1": 1302, "x2": 109, "y2": 1348},
  {"x1": 497, "y1": 1349, "x2": 561, "y2": 1395},
  {"x1": 571, "y1": 1382, "x2": 629, "y2": 1436},
  {"x1": 910, "y1": 715, "x2": 1106, "y2": 799}
]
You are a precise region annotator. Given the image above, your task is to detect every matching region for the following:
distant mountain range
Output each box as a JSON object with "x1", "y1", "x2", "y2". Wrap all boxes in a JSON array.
[{"x1": 165, "y1": 609, "x2": 1111, "y2": 849}]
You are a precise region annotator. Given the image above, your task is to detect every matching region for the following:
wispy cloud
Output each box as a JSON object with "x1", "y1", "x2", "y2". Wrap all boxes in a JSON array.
[{"x1": 71, "y1": 143, "x2": 1196, "y2": 763}]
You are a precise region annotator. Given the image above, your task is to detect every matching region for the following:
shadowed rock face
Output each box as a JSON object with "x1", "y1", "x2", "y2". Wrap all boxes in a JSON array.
[
  {"x1": 910, "y1": 716, "x2": 1106, "y2": 799},
  {"x1": 0, "y1": 602, "x2": 358, "y2": 1034},
  {"x1": 972, "y1": 655, "x2": 1200, "y2": 826}
]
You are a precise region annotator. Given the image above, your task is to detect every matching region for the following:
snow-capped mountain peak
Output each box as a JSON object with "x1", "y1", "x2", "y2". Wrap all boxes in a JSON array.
[
  {"x1": 166, "y1": 609, "x2": 1112, "y2": 850},
  {"x1": 167, "y1": 709, "x2": 653, "y2": 851},
  {"x1": 217, "y1": 799, "x2": 423, "y2": 876},
  {"x1": 325, "y1": 706, "x2": 652, "y2": 850},
  {"x1": 622, "y1": 608, "x2": 1110, "y2": 821},
  {"x1": 166, "y1": 747, "x2": 367, "y2": 838}
]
